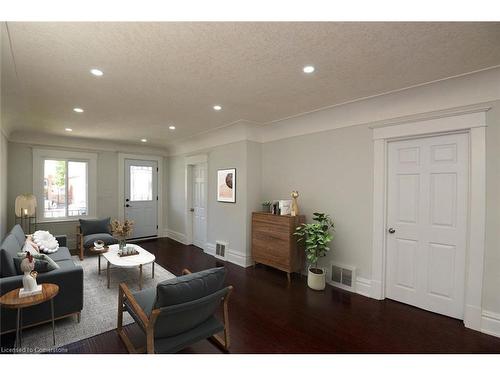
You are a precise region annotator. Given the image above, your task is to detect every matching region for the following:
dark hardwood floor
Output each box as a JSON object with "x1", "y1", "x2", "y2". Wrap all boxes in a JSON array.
[{"x1": 3, "y1": 237, "x2": 500, "y2": 353}]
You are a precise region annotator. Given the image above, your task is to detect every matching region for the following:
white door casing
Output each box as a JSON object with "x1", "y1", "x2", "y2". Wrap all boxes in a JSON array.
[
  {"x1": 371, "y1": 108, "x2": 487, "y2": 331},
  {"x1": 192, "y1": 163, "x2": 207, "y2": 248},
  {"x1": 184, "y1": 154, "x2": 208, "y2": 248},
  {"x1": 386, "y1": 133, "x2": 468, "y2": 319},
  {"x1": 124, "y1": 159, "x2": 158, "y2": 239}
]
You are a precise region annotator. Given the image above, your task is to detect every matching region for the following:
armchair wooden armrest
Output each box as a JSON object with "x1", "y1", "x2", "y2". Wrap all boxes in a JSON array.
[
  {"x1": 76, "y1": 224, "x2": 84, "y2": 260},
  {"x1": 117, "y1": 282, "x2": 160, "y2": 354}
]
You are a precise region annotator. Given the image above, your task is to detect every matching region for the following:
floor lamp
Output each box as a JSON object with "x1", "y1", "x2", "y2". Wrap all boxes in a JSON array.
[{"x1": 15, "y1": 194, "x2": 37, "y2": 234}]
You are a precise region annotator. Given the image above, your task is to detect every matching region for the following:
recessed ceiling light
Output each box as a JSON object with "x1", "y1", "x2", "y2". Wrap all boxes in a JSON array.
[
  {"x1": 169, "y1": 125, "x2": 176, "y2": 130},
  {"x1": 73, "y1": 108, "x2": 84, "y2": 113},
  {"x1": 303, "y1": 65, "x2": 315, "y2": 74},
  {"x1": 141, "y1": 139, "x2": 147, "y2": 143},
  {"x1": 213, "y1": 105, "x2": 222, "y2": 111},
  {"x1": 65, "y1": 128, "x2": 73, "y2": 132},
  {"x1": 90, "y1": 68, "x2": 103, "y2": 76}
]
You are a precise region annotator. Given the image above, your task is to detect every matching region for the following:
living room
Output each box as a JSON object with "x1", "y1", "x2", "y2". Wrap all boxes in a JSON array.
[{"x1": 1, "y1": 0, "x2": 500, "y2": 372}]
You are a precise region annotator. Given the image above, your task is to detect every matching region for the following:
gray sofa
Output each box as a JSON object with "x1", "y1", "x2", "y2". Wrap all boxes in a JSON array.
[{"x1": 0, "y1": 225, "x2": 84, "y2": 334}]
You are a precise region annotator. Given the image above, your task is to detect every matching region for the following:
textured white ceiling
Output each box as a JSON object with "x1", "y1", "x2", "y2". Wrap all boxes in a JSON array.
[{"x1": 2, "y1": 22, "x2": 500, "y2": 147}]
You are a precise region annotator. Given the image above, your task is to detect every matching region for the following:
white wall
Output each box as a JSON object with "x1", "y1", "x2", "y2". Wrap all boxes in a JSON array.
[
  {"x1": 0, "y1": 131, "x2": 8, "y2": 241},
  {"x1": 261, "y1": 123, "x2": 374, "y2": 280},
  {"x1": 167, "y1": 140, "x2": 261, "y2": 267}
]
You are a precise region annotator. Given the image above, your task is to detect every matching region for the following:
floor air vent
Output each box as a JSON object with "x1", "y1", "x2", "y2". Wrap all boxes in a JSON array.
[
  {"x1": 215, "y1": 241, "x2": 227, "y2": 259},
  {"x1": 331, "y1": 263, "x2": 356, "y2": 292}
]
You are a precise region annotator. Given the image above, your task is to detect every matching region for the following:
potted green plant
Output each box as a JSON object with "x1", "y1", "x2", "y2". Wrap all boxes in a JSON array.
[
  {"x1": 294, "y1": 212, "x2": 335, "y2": 290},
  {"x1": 261, "y1": 201, "x2": 272, "y2": 212}
]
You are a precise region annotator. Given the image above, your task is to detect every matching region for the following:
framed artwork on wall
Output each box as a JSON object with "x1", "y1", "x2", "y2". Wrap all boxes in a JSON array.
[{"x1": 217, "y1": 168, "x2": 236, "y2": 203}]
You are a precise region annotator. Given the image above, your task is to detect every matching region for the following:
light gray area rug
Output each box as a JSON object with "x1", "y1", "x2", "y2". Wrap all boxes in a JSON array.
[{"x1": 19, "y1": 255, "x2": 176, "y2": 351}]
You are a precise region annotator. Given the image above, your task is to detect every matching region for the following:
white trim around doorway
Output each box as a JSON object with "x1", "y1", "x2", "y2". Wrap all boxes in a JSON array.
[
  {"x1": 118, "y1": 153, "x2": 164, "y2": 238},
  {"x1": 370, "y1": 107, "x2": 488, "y2": 332},
  {"x1": 184, "y1": 154, "x2": 208, "y2": 249}
]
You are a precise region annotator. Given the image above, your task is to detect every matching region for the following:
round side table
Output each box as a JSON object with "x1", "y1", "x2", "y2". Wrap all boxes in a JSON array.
[
  {"x1": 89, "y1": 246, "x2": 109, "y2": 274},
  {"x1": 0, "y1": 283, "x2": 59, "y2": 348}
]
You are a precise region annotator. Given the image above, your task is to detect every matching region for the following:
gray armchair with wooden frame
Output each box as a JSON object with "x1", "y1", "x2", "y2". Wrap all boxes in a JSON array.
[
  {"x1": 117, "y1": 267, "x2": 233, "y2": 354},
  {"x1": 76, "y1": 217, "x2": 117, "y2": 260}
]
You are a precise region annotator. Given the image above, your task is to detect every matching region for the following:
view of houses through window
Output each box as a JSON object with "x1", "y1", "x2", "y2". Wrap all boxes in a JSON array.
[{"x1": 43, "y1": 159, "x2": 88, "y2": 218}]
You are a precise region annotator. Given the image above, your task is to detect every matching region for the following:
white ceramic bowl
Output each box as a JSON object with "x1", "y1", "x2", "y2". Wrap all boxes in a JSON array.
[{"x1": 94, "y1": 240, "x2": 105, "y2": 249}]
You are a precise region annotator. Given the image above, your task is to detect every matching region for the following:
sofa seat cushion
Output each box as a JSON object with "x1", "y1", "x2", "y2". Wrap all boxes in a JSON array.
[
  {"x1": 10, "y1": 224, "x2": 26, "y2": 248},
  {"x1": 83, "y1": 233, "x2": 117, "y2": 248},
  {"x1": 0, "y1": 234, "x2": 22, "y2": 277},
  {"x1": 124, "y1": 287, "x2": 156, "y2": 329},
  {"x1": 155, "y1": 267, "x2": 226, "y2": 308},
  {"x1": 154, "y1": 316, "x2": 224, "y2": 353},
  {"x1": 48, "y1": 247, "x2": 72, "y2": 262},
  {"x1": 79, "y1": 218, "x2": 111, "y2": 236}
]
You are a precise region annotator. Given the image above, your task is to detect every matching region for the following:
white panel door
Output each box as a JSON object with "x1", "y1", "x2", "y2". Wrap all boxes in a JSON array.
[
  {"x1": 192, "y1": 164, "x2": 207, "y2": 249},
  {"x1": 124, "y1": 159, "x2": 158, "y2": 239},
  {"x1": 386, "y1": 133, "x2": 468, "y2": 319}
]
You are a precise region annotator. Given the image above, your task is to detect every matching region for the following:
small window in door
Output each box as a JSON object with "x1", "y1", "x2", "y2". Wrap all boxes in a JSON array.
[{"x1": 130, "y1": 165, "x2": 153, "y2": 201}]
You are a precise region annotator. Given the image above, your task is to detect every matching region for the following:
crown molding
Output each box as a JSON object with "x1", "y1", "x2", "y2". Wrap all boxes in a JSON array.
[
  {"x1": 8, "y1": 130, "x2": 169, "y2": 156},
  {"x1": 167, "y1": 120, "x2": 262, "y2": 156},
  {"x1": 166, "y1": 66, "x2": 500, "y2": 157}
]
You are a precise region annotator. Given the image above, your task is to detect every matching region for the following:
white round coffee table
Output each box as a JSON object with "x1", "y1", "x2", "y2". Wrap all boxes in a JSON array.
[{"x1": 103, "y1": 244, "x2": 155, "y2": 290}]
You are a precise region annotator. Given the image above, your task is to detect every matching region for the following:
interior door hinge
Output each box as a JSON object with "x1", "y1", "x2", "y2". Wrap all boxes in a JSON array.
[
  {"x1": 156, "y1": 195, "x2": 158, "y2": 201},
  {"x1": 156, "y1": 225, "x2": 158, "y2": 229},
  {"x1": 156, "y1": 167, "x2": 159, "y2": 172}
]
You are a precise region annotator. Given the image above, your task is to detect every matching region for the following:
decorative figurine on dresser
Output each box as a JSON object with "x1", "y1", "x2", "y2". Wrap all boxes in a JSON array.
[
  {"x1": 251, "y1": 211, "x2": 305, "y2": 282},
  {"x1": 291, "y1": 190, "x2": 299, "y2": 216}
]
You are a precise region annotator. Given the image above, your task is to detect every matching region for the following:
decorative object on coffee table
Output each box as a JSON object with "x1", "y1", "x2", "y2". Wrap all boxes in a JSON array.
[
  {"x1": 103, "y1": 244, "x2": 154, "y2": 290},
  {"x1": 294, "y1": 212, "x2": 335, "y2": 291},
  {"x1": 93, "y1": 240, "x2": 105, "y2": 249},
  {"x1": 291, "y1": 191, "x2": 300, "y2": 217},
  {"x1": 110, "y1": 219, "x2": 134, "y2": 251},
  {"x1": 0, "y1": 283, "x2": 59, "y2": 348}
]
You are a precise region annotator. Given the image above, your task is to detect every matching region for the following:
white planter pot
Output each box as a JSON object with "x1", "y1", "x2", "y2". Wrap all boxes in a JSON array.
[{"x1": 307, "y1": 268, "x2": 326, "y2": 290}]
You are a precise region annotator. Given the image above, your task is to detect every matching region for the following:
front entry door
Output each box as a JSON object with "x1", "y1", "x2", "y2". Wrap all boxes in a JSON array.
[
  {"x1": 386, "y1": 133, "x2": 468, "y2": 319},
  {"x1": 124, "y1": 159, "x2": 158, "y2": 239},
  {"x1": 191, "y1": 163, "x2": 207, "y2": 248}
]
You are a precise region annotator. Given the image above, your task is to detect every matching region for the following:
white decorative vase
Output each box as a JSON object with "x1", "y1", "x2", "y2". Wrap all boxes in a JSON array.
[{"x1": 307, "y1": 268, "x2": 326, "y2": 291}]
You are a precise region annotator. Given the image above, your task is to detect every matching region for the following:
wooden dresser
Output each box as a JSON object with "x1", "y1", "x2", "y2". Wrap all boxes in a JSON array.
[{"x1": 251, "y1": 212, "x2": 305, "y2": 282}]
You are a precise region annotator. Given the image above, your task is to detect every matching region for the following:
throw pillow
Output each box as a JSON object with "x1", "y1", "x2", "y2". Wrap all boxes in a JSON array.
[
  {"x1": 16, "y1": 252, "x2": 60, "y2": 272},
  {"x1": 14, "y1": 257, "x2": 50, "y2": 274},
  {"x1": 32, "y1": 230, "x2": 59, "y2": 253},
  {"x1": 22, "y1": 239, "x2": 39, "y2": 254},
  {"x1": 79, "y1": 217, "x2": 111, "y2": 236}
]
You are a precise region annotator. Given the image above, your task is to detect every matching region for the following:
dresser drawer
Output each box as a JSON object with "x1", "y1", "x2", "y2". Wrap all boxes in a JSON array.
[
  {"x1": 252, "y1": 236, "x2": 290, "y2": 267},
  {"x1": 251, "y1": 212, "x2": 305, "y2": 276}
]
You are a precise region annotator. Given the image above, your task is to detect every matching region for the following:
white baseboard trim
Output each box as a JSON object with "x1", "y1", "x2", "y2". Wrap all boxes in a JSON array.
[
  {"x1": 355, "y1": 277, "x2": 372, "y2": 297},
  {"x1": 165, "y1": 229, "x2": 188, "y2": 245},
  {"x1": 204, "y1": 242, "x2": 253, "y2": 268},
  {"x1": 226, "y1": 249, "x2": 253, "y2": 268},
  {"x1": 464, "y1": 304, "x2": 483, "y2": 331},
  {"x1": 481, "y1": 310, "x2": 500, "y2": 338}
]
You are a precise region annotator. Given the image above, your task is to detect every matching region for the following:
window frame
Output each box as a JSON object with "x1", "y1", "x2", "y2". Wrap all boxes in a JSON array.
[{"x1": 33, "y1": 148, "x2": 97, "y2": 222}]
